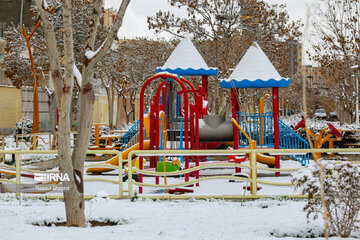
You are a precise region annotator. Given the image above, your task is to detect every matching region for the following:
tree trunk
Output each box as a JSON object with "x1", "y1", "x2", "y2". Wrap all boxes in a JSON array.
[
  {"x1": 61, "y1": 0, "x2": 85, "y2": 227},
  {"x1": 123, "y1": 94, "x2": 130, "y2": 123},
  {"x1": 35, "y1": 0, "x2": 130, "y2": 228},
  {"x1": 116, "y1": 93, "x2": 122, "y2": 128},
  {"x1": 47, "y1": 93, "x2": 57, "y2": 149},
  {"x1": 71, "y1": 88, "x2": 78, "y2": 131}
]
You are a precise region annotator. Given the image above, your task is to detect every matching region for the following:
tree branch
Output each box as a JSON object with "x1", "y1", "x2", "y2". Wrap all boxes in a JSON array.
[
  {"x1": 34, "y1": 0, "x2": 62, "y2": 98},
  {"x1": 85, "y1": 0, "x2": 131, "y2": 67}
]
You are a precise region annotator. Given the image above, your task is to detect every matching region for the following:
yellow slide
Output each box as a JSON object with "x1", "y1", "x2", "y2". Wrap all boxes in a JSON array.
[
  {"x1": 256, "y1": 153, "x2": 275, "y2": 167},
  {"x1": 86, "y1": 140, "x2": 151, "y2": 174}
]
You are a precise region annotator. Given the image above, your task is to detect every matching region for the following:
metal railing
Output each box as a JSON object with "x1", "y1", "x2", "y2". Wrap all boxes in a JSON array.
[
  {"x1": 0, "y1": 149, "x2": 124, "y2": 202},
  {"x1": 0, "y1": 148, "x2": 359, "y2": 201},
  {"x1": 278, "y1": 119, "x2": 310, "y2": 165},
  {"x1": 15, "y1": 131, "x2": 78, "y2": 150},
  {"x1": 236, "y1": 112, "x2": 274, "y2": 147},
  {"x1": 16, "y1": 132, "x2": 55, "y2": 150},
  {"x1": 120, "y1": 120, "x2": 149, "y2": 151},
  {"x1": 127, "y1": 148, "x2": 360, "y2": 200}
]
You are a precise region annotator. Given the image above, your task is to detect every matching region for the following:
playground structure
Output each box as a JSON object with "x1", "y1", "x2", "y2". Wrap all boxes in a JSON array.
[
  {"x1": 0, "y1": 38, "x2": 314, "y2": 196},
  {"x1": 293, "y1": 117, "x2": 343, "y2": 159},
  {"x1": 84, "y1": 39, "x2": 313, "y2": 195},
  {"x1": 0, "y1": 37, "x2": 358, "y2": 199}
]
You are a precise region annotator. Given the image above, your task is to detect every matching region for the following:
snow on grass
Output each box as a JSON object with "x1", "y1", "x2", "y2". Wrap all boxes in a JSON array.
[
  {"x1": 280, "y1": 113, "x2": 360, "y2": 131},
  {"x1": 0, "y1": 195, "x2": 358, "y2": 240}
]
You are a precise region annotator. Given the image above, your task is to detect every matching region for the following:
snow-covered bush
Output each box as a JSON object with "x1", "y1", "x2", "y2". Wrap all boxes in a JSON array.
[
  {"x1": 14, "y1": 117, "x2": 33, "y2": 139},
  {"x1": 292, "y1": 161, "x2": 360, "y2": 237}
]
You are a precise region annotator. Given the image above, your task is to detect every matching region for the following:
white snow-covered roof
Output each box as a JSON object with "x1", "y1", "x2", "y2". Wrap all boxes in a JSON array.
[
  {"x1": 220, "y1": 42, "x2": 290, "y2": 88},
  {"x1": 156, "y1": 36, "x2": 218, "y2": 76}
]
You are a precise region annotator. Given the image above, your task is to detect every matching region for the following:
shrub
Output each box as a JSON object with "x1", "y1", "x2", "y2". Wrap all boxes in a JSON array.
[
  {"x1": 292, "y1": 161, "x2": 360, "y2": 237},
  {"x1": 14, "y1": 117, "x2": 33, "y2": 140}
]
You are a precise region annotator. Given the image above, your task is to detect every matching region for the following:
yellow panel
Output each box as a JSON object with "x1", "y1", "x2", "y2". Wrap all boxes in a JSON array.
[{"x1": 0, "y1": 87, "x2": 22, "y2": 128}]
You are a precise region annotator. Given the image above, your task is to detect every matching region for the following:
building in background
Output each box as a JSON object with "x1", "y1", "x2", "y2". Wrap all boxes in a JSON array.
[
  {"x1": 0, "y1": 0, "x2": 33, "y2": 38},
  {"x1": 102, "y1": 8, "x2": 117, "y2": 28},
  {"x1": 287, "y1": 40, "x2": 302, "y2": 76},
  {"x1": 302, "y1": 65, "x2": 326, "y2": 87}
]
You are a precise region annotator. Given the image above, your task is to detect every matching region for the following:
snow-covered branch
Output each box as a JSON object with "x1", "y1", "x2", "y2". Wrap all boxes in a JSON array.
[
  {"x1": 73, "y1": 63, "x2": 82, "y2": 88},
  {"x1": 85, "y1": 0, "x2": 130, "y2": 66}
]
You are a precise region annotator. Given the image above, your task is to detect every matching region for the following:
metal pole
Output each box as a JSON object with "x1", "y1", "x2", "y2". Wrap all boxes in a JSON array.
[
  {"x1": 20, "y1": 0, "x2": 24, "y2": 25},
  {"x1": 356, "y1": 70, "x2": 359, "y2": 125},
  {"x1": 272, "y1": 87, "x2": 280, "y2": 176},
  {"x1": 351, "y1": 65, "x2": 359, "y2": 125},
  {"x1": 15, "y1": 153, "x2": 21, "y2": 205}
]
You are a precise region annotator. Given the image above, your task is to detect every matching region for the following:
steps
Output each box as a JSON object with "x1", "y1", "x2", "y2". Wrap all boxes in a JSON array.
[
  {"x1": 278, "y1": 119, "x2": 309, "y2": 165},
  {"x1": 235, "y1": 112, "x2": 309, "y2": 165}
]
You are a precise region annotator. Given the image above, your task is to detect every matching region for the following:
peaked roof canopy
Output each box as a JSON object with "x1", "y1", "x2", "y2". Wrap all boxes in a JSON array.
[
  {"x1": 156, "y1": 36, "x2": 218, "y2": 76},
  {"x1": 220, "y1": 42, "x2": 290, "y2": 88}
]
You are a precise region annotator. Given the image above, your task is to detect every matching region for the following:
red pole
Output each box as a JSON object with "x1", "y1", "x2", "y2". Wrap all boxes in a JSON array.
[
  {"x1": 202, "y1": 76, "x2": 208, "y2": 100},
  {"x1": 179, "y1": 77, "x2": 199, "y2": 182},
  {"x1": 168, "y1": 81, "x2": 172, "y2": 129},
  {"x1": 195, "y1": 94, "x2": 201, "y2": 186},
  {"x1": 190, "y1": 104, "x2": 195, "y2": 150},
  {"x1": 190, "y1": 104, "x2": 195, "y2": 178},
  {"x1": 198, "y1": 86, "x2": 204, "y2": 118},
  {"x1": 272, "y1": 87, "x2": 280, "y2": 176},
  {"x1": 231, "y1": 89, "x2": 240, "y2": 173},
  {"x1": 154, "y1": 96, "x2": 160, "y2": 185},
  {"x1": 149, "y1": 102, "x2": 155, "y2": 169},
  {"x1": 161, "y1": 86, "x2": 166, "y2": 112},
  {"x1": 155, "y1": 81, "x2": 167, "y2": 185}
]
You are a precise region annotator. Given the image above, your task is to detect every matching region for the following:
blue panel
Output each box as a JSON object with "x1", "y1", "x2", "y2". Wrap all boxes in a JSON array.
[
  {"x1": 156, "y1": 67, "x2": 218, "y2": 76},
  {"x1": 220, "y1": 78, "x2": 290, "y2": 88}
]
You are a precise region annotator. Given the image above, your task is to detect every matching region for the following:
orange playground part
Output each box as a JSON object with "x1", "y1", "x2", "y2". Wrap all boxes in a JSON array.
[
  {"x1": 86, "y1": 140, "x2": 151, "y2": 174},
  {"x1": 256, "y1": 153, "x2": 275, "y2": 167},
  {"x1": 293, "y1": 118, "x2": 343, "y2": 160}
]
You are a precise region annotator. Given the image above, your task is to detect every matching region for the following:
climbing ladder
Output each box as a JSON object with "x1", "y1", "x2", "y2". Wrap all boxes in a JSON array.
[
  {"x1": 236, "y1": 112, "x2": 309, "y2": 165},
  {"x1": 237, "y1": 112, "x2": 274, "y2": 147},
  {"x1": 120, "y1": 119, "x2": 150, "y2": 151},
  {"x1": 278, "y1": 119, "x2": 309, "y2": 165}
]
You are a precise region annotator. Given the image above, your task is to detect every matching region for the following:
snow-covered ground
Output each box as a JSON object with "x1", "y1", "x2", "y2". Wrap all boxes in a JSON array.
[
  {"x1": 281, "y1": 113, "x2": 360, "y2": 132},
  {"x1": 0, "y1": 158, "x2": 359, "y2": 239},
  {"x1": 1, "y1": 119, "x2": 360, "y2": 239},
  {"x1": 0, "y1": 194, "x2": 359, "y2": 240}
]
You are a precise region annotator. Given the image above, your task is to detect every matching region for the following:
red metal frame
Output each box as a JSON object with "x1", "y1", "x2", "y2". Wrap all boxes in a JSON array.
[
  {"x1": 202, "y1": 75, "x2": 208, "y2": 100},
  {"x1": 272, "y1": 87, "x2": 280, "y2": 176},
  {"x1": 231, "y1": 89, "x2": 241, "y2": 173},
  {"x1": 139, "y1": 73, "x2": 190, "y2": 193},
  {"x1": 149, "y1": 102, "x2": 155, "y2": 168}
]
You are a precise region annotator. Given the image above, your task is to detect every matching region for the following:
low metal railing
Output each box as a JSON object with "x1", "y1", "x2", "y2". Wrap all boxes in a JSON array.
[
  {"x1": 0, "y1": 149, "x2": 123, "y2": 203},
  {"x1": 0, "y1": 148, "x2": 359, "y2": 202},
  {"x1": 127, "y1": 148, "x2": 360, "y2": 199}
]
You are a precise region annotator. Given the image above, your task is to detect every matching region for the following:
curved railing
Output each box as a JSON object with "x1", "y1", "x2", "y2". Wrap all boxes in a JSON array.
[{"x1": 278, "y1": 119, "x2": 309, "y2": 165}]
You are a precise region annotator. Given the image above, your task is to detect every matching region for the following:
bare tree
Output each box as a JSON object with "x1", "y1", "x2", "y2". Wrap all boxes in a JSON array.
[
  {"x1": 116, "y1": 38, "x2": 174, "y2": 124},
  {"x1": 96, "y1": 47, "x2": 126, "y2": 129},
  {"x1": 148, "y1": 0, "x2": 302, "y2": 114},
  {"x1": 34, "y1": 0, "x2": 130, "y2": 227},
  {"x1": 308, "y1": 0, "x2": 360, "y2": 124}
]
